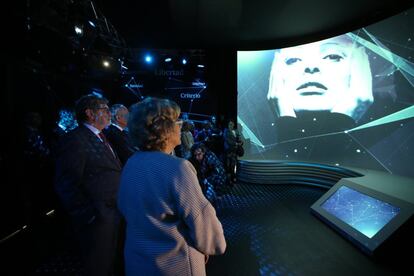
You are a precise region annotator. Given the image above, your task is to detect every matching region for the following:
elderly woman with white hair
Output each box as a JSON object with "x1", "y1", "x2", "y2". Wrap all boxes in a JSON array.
[{"x1": 117, "y1": 97, "x2": 226, "y2": 276}]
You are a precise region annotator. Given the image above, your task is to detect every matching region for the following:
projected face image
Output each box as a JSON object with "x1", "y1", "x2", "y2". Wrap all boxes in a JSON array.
[
  {"x1": 237, "y1": 8, "x2": 414, "y2": 178},
  {"x1": 268, "y1": 35, "x2": 373, "y2": 119}
]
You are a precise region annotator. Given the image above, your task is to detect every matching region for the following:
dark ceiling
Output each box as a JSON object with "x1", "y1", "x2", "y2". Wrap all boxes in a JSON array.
[
  {"x1": 96, "y1": 0, "x2": 414, "y2": 49},
  {"x1": 11, "y1": 0, "x2": 414, "y2": 77}
]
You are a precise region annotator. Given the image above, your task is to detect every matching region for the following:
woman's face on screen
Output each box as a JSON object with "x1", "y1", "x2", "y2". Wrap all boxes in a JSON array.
[{"x1": 277, "y1": 37, "x2": 354, "y2": 112}]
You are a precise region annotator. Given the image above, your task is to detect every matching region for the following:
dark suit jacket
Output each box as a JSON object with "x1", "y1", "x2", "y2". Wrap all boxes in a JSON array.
[
  {"x1": 103, "y1": 124, "x2": 136, "y2": 166},
  {"x1": 54, "y1": 124, "x2": 123, "y2": 275},
  {"x1": 54, "y1": 125, "x2": 122, "y2": 226}
]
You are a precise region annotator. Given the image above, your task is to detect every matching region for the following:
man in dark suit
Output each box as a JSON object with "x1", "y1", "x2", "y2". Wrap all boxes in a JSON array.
[
  {"x1": 104, "y1": 104, "x2": 136, "y2": 166},
  {"x1": 54, "y1": 94, "x2": 122, "y2": 276}
]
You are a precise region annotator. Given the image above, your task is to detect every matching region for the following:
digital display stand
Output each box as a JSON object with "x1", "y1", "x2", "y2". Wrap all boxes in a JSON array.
[{"x1": 311, "y1": 177, "x2": 413, "y2": 255}]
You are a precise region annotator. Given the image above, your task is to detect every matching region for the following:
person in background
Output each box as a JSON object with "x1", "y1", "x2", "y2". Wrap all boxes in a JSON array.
[
  {"x1": 104, "y1": 104, "x2": 136, "y2": 165},
  {"x1": 180, "y1": 120, "x2": 195, "y2": 159},
  {"x1": 118, "y1": 97, "x2": 226, "y2": 276},
  {"x1": 208, "y1": 115, "x2": 225, "y2": 160},
  {"x1": 103, "y1": 103, "x2": 137, "y2": 275},
  {"x1": 195, "y1": 120, "x2": 212, "y2": 143},
  {"x1": 54, "y1": 94, "x2": 122, "y2": 276},
  {"x1": 189, "y1": 142, "x2": 228, "y2": 202},
  {"x1": 223, "y1": 119, "x2": 243, "y2": 183}
]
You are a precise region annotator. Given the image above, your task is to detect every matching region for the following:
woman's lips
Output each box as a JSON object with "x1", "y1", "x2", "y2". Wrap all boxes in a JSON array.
[
  {"x1": 297, "y1": 81, "x2": 327, "y2": 90},
  {"x1": 297, "y1": 82, "x2": 327, "y2": 96}
]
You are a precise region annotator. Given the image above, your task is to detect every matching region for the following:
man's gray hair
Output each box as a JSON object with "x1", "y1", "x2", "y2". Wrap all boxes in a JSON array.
[{"x1": 110, "y1": 104, "x2": 127, "y2": 122}]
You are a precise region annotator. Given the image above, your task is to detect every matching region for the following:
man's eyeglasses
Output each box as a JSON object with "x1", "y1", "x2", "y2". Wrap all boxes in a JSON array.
[{"x1": 95, "y1": 106, "x2": 110, "y2": 113}]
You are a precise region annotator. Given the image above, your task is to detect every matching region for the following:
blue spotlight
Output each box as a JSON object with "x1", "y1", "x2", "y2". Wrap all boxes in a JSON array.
[
  {"x1": 197, "y1": 64, "x2": 205, "y2": 68},
  {"x1": 88, "y1": 21, "x2": 96, "y2": 27},
  {"x1": 165, "y1": 57, "x2": 172, "y2": 62},
  {"x1": 182, "y1": 58, "x2": 187, "y2": 65},
  {"x1": 145, "y1": 55, "x2": 153, "y2": 63}
]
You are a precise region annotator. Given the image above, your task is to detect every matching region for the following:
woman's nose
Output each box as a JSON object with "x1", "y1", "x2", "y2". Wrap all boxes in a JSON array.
[{"x1": 304, "y1": 67, "x2": 320, "y2": 74}]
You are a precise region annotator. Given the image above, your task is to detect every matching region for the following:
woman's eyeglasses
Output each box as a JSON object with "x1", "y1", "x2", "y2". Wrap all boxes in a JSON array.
[{"x1": 175, "y1": 119, "x2": 183, "y2": 127}]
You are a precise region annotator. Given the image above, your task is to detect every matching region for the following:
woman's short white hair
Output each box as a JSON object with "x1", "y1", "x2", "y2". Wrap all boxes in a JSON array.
[{"x1": 267, "y1": 33, "x2": 373, "y2": 121}]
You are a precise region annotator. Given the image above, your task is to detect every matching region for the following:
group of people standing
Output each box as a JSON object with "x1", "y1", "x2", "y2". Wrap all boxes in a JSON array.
[
  {"x1": 178, "y1": 117, "x2": 244, "y2": 200},
  {"x1": 53, "y1": 94, "x2": 229, "y2": 275}
]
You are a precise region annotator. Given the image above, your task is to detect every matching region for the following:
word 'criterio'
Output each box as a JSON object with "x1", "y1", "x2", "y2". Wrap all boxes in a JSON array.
[{"x1": 180, "y1": 93, "x2": 201, "y2": 99}]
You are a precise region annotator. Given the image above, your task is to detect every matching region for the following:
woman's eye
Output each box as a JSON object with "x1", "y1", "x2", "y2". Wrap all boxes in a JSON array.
[
  {"x1": 324, "y1": 54, "x2": 344, "y2": 62},
  {"x1": 285, "y1": 57, "x2": 301, "y2": 65}
]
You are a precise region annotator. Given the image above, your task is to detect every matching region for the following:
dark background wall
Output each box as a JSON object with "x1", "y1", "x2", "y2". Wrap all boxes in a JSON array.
[{"x1": 4, "y1": 40, "x2": 238, "y2": 242}]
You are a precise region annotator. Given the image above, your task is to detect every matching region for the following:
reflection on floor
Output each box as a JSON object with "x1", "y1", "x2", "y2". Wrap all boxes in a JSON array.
[{"x1": 26, "y1": 183, "x2": 406, "y2": 275}]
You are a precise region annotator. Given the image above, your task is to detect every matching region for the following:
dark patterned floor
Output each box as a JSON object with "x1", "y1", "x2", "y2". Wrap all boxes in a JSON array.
[
  {"x1": 209, "y1": 184, "x2": 327, "y2": 276},
  {"x1": 11, "y1": 183, "x2": 408, "y2": 275},
  {"x1": 209, "y1": 184, "x2": 408, "y2": 276}
]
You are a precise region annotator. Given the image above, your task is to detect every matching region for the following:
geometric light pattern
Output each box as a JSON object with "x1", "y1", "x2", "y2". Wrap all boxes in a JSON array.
[{"x1": 321, "y1": 186, "x2": 400, "y2": 238}]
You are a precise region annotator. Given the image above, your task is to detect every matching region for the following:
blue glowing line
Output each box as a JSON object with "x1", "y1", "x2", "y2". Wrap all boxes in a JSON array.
[
  {"x1": 348, "y1": 105, "x2": 414, "y2": 132},
  {"x1": 237, "y1": 116, "x2": 265, "y2": 148},
  {"x1": 349, "y1": 31, "x2": 414, "y2": 87},
  {"x1": 345, "y1": 132, "x2": 392, "y2": 174}
]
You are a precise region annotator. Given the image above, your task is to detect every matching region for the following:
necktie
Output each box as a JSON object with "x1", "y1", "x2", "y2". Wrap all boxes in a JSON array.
[{"x1": 98, "y1": 132, "x2": 116, "y2": 158}]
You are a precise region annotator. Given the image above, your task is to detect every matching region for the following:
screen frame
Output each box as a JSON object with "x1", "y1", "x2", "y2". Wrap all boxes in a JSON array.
[{"x1": 311, "y1": 179, "x2": 414, "y2": 254}]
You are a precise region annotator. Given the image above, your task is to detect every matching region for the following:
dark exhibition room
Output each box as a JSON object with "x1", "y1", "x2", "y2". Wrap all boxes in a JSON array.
[{"x1": 4, "y1": 0, "x2": 414, "y2": 275}]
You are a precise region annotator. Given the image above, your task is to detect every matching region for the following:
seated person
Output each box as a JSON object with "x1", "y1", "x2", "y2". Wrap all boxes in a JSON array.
[{"x1": 189, "y1": 143, "x2": 228, "y2": 201}]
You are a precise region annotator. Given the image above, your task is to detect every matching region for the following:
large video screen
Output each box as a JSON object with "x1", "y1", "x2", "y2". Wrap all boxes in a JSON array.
[
  {"x1": 237, "y1": 7, "x2": 414, "y2": 178},
  {"x1": 321, "y1": 186, "x2": 400, "y2": 238}
]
